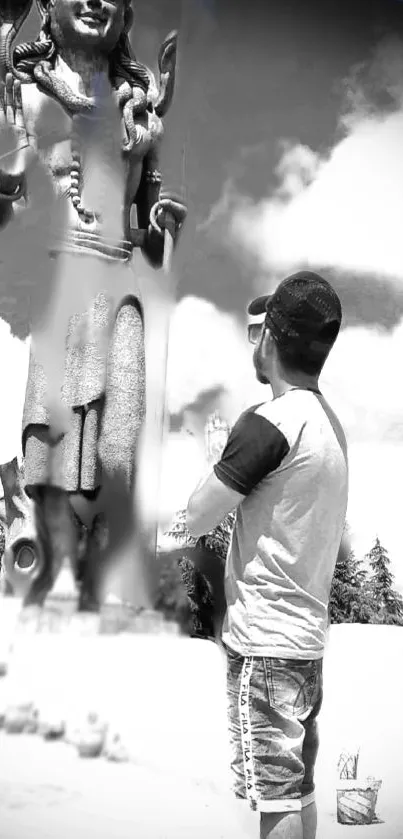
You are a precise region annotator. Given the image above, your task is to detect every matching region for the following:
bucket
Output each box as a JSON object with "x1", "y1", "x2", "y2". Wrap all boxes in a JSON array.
[{"x1": 337, "y1": 779, "x2": 382, "y2": 825}]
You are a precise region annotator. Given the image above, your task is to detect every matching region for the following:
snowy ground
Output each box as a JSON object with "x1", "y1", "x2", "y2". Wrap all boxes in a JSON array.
[{"x1": 0, "y1": 624, "x2": 402, "y2": 839}]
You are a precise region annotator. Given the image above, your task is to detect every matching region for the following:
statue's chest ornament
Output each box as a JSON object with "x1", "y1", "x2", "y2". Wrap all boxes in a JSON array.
[
  {"x1": 68, "y1": 124, "x2": 99, "y2": 226},
  {"x1": 66, "y1": 87, "x2": 156, "y2": 225}
]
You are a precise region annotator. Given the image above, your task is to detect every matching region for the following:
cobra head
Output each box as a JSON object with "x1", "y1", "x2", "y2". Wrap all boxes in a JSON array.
[{"x1": 0, "y1": 0, "x2": 34, "y2": 79}]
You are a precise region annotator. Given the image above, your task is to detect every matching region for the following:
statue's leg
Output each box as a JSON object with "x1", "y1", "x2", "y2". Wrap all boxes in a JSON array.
[
  {"x1": 21, "y1": 286, "x2": 113, "y2": 609},
  {"x1": 98, "y1": 295, "x2": 146, "y2": 487},
  {"x1": 22, "y1": 414, "x2": 83, "y2": 605},
  {"x1": 26, "y1": 486, "x2": 79, "y2": 606},
  {"x1": 81, "y1": 296, "x2": 146, "y2": 605},
  {"x1": 78, "y1": 510, "x2": 107, "y2": 610}
]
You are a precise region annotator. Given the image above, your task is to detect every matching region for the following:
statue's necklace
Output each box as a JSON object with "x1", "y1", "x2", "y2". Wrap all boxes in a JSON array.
[{"x1": 69, "y1": 117, "x2": 100, "y2": 225}]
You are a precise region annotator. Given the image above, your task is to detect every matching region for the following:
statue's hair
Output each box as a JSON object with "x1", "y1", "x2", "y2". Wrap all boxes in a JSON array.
[
  {"x1": 11, "y1": 3, "x2": 157, "y2": 152},
  {"x1": 13, "y1": 9, "x2": 151, "y2": 96}
]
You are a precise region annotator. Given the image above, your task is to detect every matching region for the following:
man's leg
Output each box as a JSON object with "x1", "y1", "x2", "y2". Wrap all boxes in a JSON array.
[
  {"x1": 298, "y1": 674, "x2": 323, "y2": 839},
  {"x1": 259, "y1": 800, "x2": 317, "y2": 839},
  {"x1": 226, "y1": 650, "x2": 305, "y2": 839},
  {"x1": 301, "y1": 802, "x2": 317, "y2": 839},
  {"x1": 226, "y1": 651, "x2": 322, "y2": 839},
  {"x1": 260, "y1": 812, "x2": 303, "y2": 839}
]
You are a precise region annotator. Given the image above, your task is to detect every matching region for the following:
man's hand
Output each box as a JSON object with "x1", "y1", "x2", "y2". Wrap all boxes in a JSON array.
[{"x1": 206, "y1": 414, "x2": 231, "y2": 467}]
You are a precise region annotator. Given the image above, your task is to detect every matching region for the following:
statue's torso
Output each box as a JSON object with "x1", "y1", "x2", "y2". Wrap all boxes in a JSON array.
[
  {"x1": 20, "y1": 59, "x2": 161, "y2": 248},
  {"x1": 20, "y1": 61, "x2": 160, "y2": 417}
]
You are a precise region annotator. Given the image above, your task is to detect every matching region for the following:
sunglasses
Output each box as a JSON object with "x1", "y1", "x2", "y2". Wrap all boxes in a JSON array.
[{"x1": 248, "y1": 321, "x2": 266, "y2": 345}]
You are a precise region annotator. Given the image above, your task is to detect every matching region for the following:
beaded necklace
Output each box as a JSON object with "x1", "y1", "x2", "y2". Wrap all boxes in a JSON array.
[{"x1": 69, "y1": 118, "x2": 99, "y2": 226}]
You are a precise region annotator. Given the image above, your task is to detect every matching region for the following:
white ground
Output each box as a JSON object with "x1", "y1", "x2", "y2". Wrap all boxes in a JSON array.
[{"x1": 0, "y1": 624, "x2": 402, "y2": 839}]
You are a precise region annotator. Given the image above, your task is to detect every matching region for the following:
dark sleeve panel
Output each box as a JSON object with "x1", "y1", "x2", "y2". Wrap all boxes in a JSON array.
[{"x1": 213, "y1": 410, "x2": 290, "y2": 496}]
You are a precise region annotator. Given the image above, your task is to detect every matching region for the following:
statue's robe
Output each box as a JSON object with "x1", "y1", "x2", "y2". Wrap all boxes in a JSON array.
[
  {"x1": 23, "y1": 285, "x2": 145, "y2": 498},
  {"x1": 19, "y1": 63, "x2": 147, "y2": 501}
]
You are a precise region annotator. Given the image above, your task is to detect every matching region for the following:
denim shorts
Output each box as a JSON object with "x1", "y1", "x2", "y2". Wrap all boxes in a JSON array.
[{"x1": 226, "y1": 646, "x2": 323, "y2": 813}]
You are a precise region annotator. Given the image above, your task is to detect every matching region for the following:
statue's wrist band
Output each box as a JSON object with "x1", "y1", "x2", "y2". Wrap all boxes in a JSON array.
[
  {"x1": 148, "y1": 222, "x2": 164, "y2": 239},
  {"x1": 145, "y1": 169, "x2": 162, "y2": 185},
  {"x1": 149, "y1": 203, "x2": 165, "y2": 237}
]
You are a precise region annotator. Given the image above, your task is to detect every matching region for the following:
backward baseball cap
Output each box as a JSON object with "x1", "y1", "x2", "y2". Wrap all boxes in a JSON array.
[{"x1": 248, "y1": 270, "x2": 342, "y2": 361}]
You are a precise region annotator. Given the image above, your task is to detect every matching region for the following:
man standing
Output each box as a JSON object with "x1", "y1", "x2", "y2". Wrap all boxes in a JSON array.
[{"x1": 186, "y1": 271, "x2": 348, "y2": 839}]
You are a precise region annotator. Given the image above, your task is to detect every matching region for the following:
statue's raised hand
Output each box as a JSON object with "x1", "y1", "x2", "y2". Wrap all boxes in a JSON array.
[{"x1": 0, "y1": 73, "x2": 35, "y2": 178}]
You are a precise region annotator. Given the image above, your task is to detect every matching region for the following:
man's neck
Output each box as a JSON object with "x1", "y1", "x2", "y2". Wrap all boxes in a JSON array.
[{"x1": 270, "y1": 373, "x2": 320, "y2": 399}]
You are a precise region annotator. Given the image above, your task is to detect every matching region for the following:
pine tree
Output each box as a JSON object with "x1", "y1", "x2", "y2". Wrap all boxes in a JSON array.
[
  {"x1": 367, "y1": 537, "x2": 403, "y2": 625},
  {"x1": 329, "y1": 548, "x2": 374, "y2": 623}
]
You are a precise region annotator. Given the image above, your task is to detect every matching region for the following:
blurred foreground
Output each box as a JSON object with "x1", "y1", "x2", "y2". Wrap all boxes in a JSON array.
[{"x1": 0, "y1": 625, "x2": 402, "y2": 839}]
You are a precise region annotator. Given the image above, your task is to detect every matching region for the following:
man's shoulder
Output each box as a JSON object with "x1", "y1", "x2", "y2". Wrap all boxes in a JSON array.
[
  {"x1": 315, "y1": 394, "x2": 348, "y2": 458},
  {"x1": 247, "y1": 391, "x2": 347, "y2": 456},
  {"x1": 235, "y1": 401, "x2": 286, "y2": 440},
  {"x1": 249, "y1": 395, "x2": 299, "y2": 445},
  {"x1": 215, "y1": 401, "x2": 291, "y2": 495}
]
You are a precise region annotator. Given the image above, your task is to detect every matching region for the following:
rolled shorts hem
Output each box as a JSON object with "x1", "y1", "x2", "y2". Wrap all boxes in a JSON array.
[{"x1": 236, "y1": 791, "x2": 315, "y2": 813}]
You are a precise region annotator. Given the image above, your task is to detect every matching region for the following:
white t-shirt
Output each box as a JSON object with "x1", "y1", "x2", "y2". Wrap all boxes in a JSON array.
[{"x1": 214, "y1": 388, "x2": 348, "y2": 659}]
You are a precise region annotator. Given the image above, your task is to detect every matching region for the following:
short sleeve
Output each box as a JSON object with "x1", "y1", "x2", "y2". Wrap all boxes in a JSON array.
[{"x1": 213, "y1": 408, "x2": 290, "y2": 496}]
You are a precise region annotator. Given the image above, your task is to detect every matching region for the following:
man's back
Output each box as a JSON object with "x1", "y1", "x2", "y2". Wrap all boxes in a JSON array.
[
  {"x1": 219, "y1": 388, "x2": 348, "y2": 659},
  {"x1": 187, "y1": 272, "x2": 348, "y2": 830}
]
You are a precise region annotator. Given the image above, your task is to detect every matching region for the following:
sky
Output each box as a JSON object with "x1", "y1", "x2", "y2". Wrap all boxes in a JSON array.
[{"x1": 1, "y1": 0, "x2": 403, "y2": 586}]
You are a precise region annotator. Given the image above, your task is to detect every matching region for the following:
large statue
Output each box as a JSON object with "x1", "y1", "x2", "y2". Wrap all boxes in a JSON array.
[{"x1": 0, "y1": 0, "x2": 186, "y2": 610}]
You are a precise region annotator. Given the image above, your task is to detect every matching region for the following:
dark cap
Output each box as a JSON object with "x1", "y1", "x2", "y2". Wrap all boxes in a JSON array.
[{"x1": 248, "y1": 271, "x2": 342, "y2": 360}]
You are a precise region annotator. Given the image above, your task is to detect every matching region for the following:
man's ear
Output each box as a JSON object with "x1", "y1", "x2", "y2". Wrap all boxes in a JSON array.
[{"x1": 261, "y1": 325, "x2": 275, "y2": 356}]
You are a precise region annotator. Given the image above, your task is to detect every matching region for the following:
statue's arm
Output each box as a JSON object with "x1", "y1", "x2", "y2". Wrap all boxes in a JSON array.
[
  {"x1": 125, "y1": 31, "x2": 186, "y2": 268},
  {"x1": 134, "y1": 151, "x2": 165, "y2": 269},
  {"x1": 131, "y1": 150, "x2": 187, "y2": 270}
]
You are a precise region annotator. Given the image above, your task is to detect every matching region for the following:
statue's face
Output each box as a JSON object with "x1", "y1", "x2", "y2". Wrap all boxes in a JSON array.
[{"x1": 49, "y1": 0, "x2": 127, "y2": 52}]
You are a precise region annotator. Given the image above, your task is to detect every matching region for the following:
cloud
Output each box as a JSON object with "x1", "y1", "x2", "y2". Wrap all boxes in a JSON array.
[
  {"x1": 273, "y1": 141, "x2": 321, "y2": 200},
  {"x1": 161, "y1": 297, "x2": 403, "y2": 591},
  {"x1": 200, "y1": 36, "x2": 403, "y2": 448},
  {"x1": 159, "y1": 40, "x2": 403, "y2": 587},
  {"x1": 196, "y1": 40, "x2": 403, "y2": 301},
  {"x1": 164, "y1": 295, "x2": 403, "y2": 451},
  {"x1": 321, "y1": 320, "x2": 403, "y2": 443},
  {"x1": 341, "y1": 35, "x2": 403, "y2": 127},
  {"x1": 229, "y1": 110, "x2": 403, "y2": 281},
  {"x1": 171, "y1": 39, "x2": 403, "y2": 446},
  {"x1": 165, "y1": 295, "x2": 267, "y2": 421}
]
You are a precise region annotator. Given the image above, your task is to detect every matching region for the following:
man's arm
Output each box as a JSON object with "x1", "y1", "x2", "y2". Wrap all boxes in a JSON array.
[
  {"x1": 186, "y1": 471, "x2": 244, "y2": 539},
  {"x1": 186, "y1": 406, "x2": 290, "y2": 539}
]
